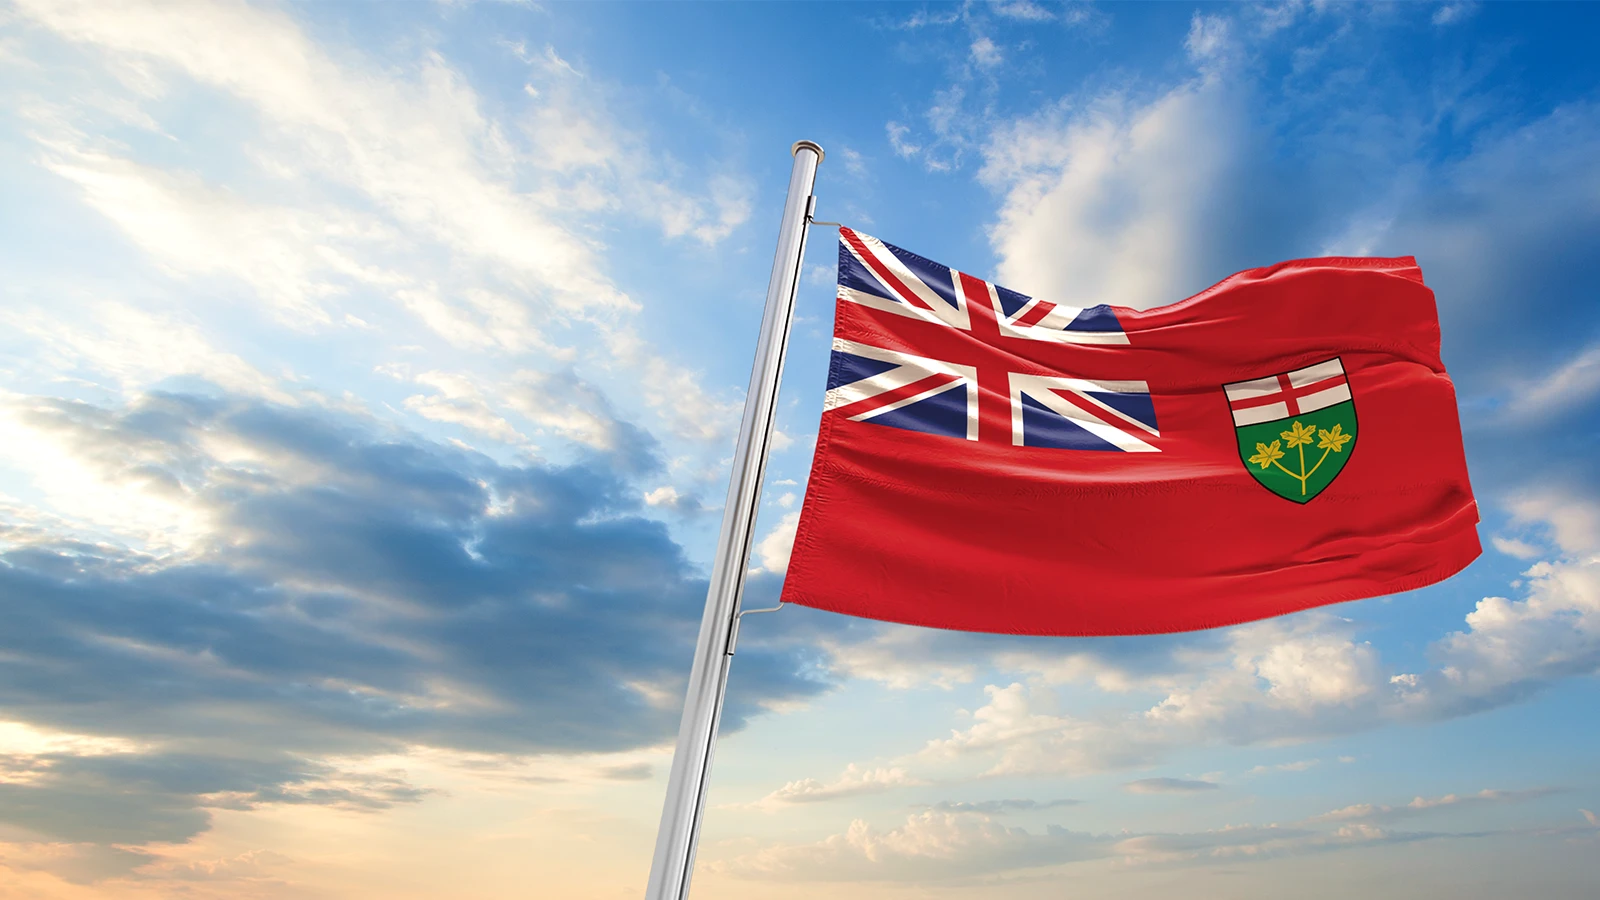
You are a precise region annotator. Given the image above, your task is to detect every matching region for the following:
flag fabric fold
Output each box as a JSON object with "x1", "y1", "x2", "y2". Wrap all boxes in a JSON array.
[{"x1": 779, "y1": 227, "x2": 1480, "y2": 636}]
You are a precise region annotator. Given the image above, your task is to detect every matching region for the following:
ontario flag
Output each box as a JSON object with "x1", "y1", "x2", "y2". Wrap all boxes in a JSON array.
[{"x1": 778, "y1": 228, "x2": 1481, "y2": 636}]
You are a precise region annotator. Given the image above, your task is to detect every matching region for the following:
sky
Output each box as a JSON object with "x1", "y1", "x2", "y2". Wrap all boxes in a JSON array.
[{"x1": 0, "y1": 1, "x2": 1598, "y2": 898}]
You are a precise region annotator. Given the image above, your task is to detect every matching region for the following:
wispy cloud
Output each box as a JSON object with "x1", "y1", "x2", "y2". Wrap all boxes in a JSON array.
[
  {"x1": 11, "y1": 0, "x2": 751, "y2": 458},
  {"x1": 1246, "y1": 759, "x2": 1320, "y2": 775},
  {"x1": 716, "y1": 782, "x2": 1547, "y2": 883},
  {"x1": 923, "y1": 798, "x2": 1080, "y2": 814},
  {"x1": 1124, "y1": 777, "x2": 1220, "y2": 794},
  {"x1": 744, "y1": 764, "x2": 924, "y2": 810},
  {"x1": 1312, "y1": 788, "x2": 1562, "y2": 824}
]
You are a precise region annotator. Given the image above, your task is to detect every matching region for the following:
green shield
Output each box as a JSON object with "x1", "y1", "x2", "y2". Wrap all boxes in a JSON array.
[{"x1": 1234, "y1": 401, "x2": 1358, "y2": 503}]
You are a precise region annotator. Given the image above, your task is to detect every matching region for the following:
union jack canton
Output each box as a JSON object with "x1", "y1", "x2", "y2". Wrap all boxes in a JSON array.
[{"x1": 824, "y1": 228, "x2": 1160, "y2": 453}]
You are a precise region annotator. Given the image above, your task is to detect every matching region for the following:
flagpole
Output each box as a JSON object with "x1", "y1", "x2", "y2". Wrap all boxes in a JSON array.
[{"x1": 643, "y1": 140, "x2": 823, "y2": 900}]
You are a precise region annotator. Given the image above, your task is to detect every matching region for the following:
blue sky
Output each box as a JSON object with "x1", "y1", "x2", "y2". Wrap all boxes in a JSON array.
[{"x1": 1, "y1": 1, "x2": 1598, "y2": 897}]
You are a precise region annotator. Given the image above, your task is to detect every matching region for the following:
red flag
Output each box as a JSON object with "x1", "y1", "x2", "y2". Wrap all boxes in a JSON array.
[{"x1": 779, "y1": 228, "x2": 1480, "y2": 636}]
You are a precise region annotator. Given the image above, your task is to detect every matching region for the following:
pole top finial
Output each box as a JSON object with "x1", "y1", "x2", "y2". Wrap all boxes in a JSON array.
[{"x1": 792, "y1": 140, "x2": 824, "y2": 163}]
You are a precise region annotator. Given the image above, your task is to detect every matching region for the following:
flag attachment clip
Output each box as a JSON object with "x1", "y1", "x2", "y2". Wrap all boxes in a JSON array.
[{"x1": 726, "y1": 601, "x2": 785, "y2": 657}]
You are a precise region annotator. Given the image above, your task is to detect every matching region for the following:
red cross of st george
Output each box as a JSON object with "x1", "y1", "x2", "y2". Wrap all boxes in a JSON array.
[{"x1": 1232, "y1": 372, "x2": 1348, "y2": 416}]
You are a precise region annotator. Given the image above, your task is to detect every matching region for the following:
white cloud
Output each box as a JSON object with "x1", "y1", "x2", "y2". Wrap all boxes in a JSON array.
[
  {"x1": 1313, "y1": 788, "x2": 1557, "y2": 824},
  {"x1": 969, "y1": 36, "x2": 1003, "y2": 69},
  {"x1": 1105, "y1": 821, "x2": 1394, "y2": 868},
  {"x1": 713, "y1": 810, "x2": 1103, "y2": 882},
  {"x1": 505, "y1": 369, "x2": 636, "y2": 453},
  {"x1": 1184, "y1": 13, "x2": 1235, "y2": 66},
  {"x1": 0, "y1": 721, "x2": 144, "y2": 763},
  {"x1": 1124, "y1": 777, "x2": 1219, "y2": 794},
  {"x1": 1251, "y1": 629, "x2": 1380, "y2": 707},
  {"x1": 391, "y1": 365, "x2": 657, "y2": 457},
  {"x1": 1505, "y1": 488, "x2": 1600, "y2": 557},
  {"x1": 717, "y1": 780, "x2": 1545, "y2": 883},
  {"x1": 1059, "y1": 3, "x2": 1111, "y2": 31},
  {"x1": 393, "y1": 285, "x2": 561, "y2": 356},
  {"x1": 919, "y1": 682, "x2": 1151, "y2": 775},
  {"x1": 838, "y1": 146, "x2": 867, "y2": 178},
  {"x1": 12, "y1": 0, "x2": 750, "y2": 463},
  {"x1": 603, "y1": 326, "x2": 741, "y2": 447},
  {"x1": 643, "y1": 486, "x2": 680, "y2": 507},
  {"x1": 1428, "y1": 559, "x2": 1600, "y2": 707},
  {"x1": 2, "y1": 303, "x2": 294, "y2": 404},
  {"x1": 1247, "y1": 759, "x2": 1319, "y2": 775},
  {"x1": 887, "y1": 55, "x2": 991, "y2": 174},
  {"x1": 815, "y1": 626, "x2": 983, "y2": 691},
  {"x1": 0, "y1": 392, "x2": 218, "y2": 551},
  {"x1": 923, "y1": 798, "x2": 1080, "y2": 814},
  {"x1": 745, "y1": 764, "x2": 923, "y2": 809},
  {"x1": 750, "y1": 511, "x2": 800, "y2": 575},
  {"x1": 982, "y1": 71, "x2": 1244, "y2": 309},
  {"x1": 892, "y1": 8, "x2": 962, "y2": 30},
  {"x1": 135, "y1": 849, "x2": 294, "y2": 884},
  {"x1": 922, "y1": 85, "x2": 971, "y2": 172},
  {"x1": 40, "y1": 145, "x2": 359, "y2": 326},
  {"x1": 1491, "y1": 535, "x2": 1544, "y2": 560},
  {"x1": 402, "y1": 371, "x2": 528, "y2": 446},
  {"x1": 17, "y1": 0, "x2": 625, "y2": 312},
  {"x1": 1508, "y1": 341, "x2": 1600, "y2": 422},
  {"x1": 1432, "y1": 3, "x2": 1477, "y2": 26},
  {"x1": 991, "y1": 1, "x2": 1055, "y2": 23},
  {"x1": 886, "y1": 121, "x2": 921, "y2": 159}
]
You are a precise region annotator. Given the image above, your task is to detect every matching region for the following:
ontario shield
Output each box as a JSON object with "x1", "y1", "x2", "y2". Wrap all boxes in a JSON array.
[{"x1": 1224, "y1": 358, "x2": 1357, "y2": 503}]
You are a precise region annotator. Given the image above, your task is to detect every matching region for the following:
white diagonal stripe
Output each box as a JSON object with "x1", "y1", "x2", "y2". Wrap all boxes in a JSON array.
[
  {"x1": 827, "y1": 338, "x2": 978, "y2": 439},
  {"x1": 847, "y1": 379, "x2": 974, "y2": 443},
  {"x1": 988, "y1": 283, "x2": 1130, "y2": 345},
  {"x1": 1010, "y1": 374, "x2": 1158, "y2": 452},
  {"x1": 837, "y1": 284, "x2": 955, "y2": 328},
  {"x1": 829, "y1": 337, "x2": 976, "y2": 380},
  {"x1": 825, "y1": 365, "x2": 950, "y2": 411},
  {"x1": 846, "y1": 231, "x2": 970, "y2": 329}
]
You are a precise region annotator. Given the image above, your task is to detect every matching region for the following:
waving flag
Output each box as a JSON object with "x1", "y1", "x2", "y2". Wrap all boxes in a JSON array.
[{"x1": 780, "y1": 228, "x2": 1480, "y2": 636}]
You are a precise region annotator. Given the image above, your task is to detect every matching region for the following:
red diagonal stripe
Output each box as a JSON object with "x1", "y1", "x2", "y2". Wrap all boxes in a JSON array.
[
  {"x1": 841, "y1": 228, "x2": 936, "y2": 312},
  {"x1": 834, "y1": 372, "x2": 962, "y2": 421},
  {"x1": 1047, "y1": 386, "x2": 1123, "y2": 430},
  {"x1": 1010, "y1": 299, "x2": 1057, "y2": 329}
]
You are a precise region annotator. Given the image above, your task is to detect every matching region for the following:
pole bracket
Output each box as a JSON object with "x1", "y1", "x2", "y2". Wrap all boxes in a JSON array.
[
  {"x1": 804, "y1": 194, "x2": 841, "y2": 227},
  {"x1": 726, "y1": 601, "x2": 785, "y2": 657}
]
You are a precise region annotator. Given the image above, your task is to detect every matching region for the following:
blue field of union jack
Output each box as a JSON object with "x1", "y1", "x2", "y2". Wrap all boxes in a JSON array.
[{"x1": 824, "y1": 228, "x2": 1161, "y2": 452}]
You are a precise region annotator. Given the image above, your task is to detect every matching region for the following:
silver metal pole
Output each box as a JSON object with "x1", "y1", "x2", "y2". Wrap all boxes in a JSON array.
[{"x1": 643, "y1": 140, "x2": 823, "y2": 900}]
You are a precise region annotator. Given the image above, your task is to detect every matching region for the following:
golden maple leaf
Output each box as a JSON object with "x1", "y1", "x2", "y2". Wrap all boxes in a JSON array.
[
  {"x1": 1318, "y1": 423, "x2": 1352, "y2": 453},
  {"x1": 1249, "y1": 440, "x2": 1285, "y2": 470},
  {"x1": 1281, "y1": 420, "x2": 1317, "y2": 448}
]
